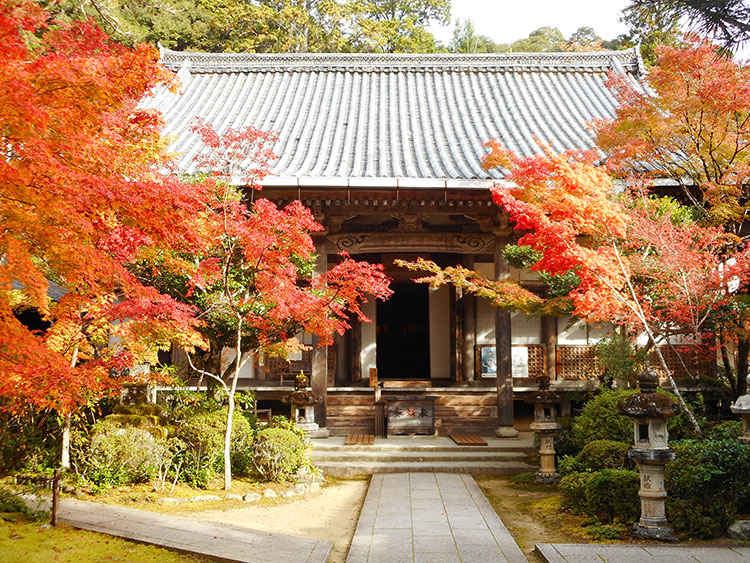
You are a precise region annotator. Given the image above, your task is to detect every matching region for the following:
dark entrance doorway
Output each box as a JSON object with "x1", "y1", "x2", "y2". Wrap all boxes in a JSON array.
[{"x1": 377, "y1": 283, "x2": 430, "y2": 379}]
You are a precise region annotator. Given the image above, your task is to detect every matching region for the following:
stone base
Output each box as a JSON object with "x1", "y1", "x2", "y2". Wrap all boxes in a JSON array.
[
  {"x1": 306, "y1": 427, "x2": 330, "y2": 439},
  {"x1": 494, "y1": 426, "x2": 519, "y2": 438},
  {"x1": 633, "y1": 523, "x2": 675, "y2": 541},
  {"x1": 534, "y1": 473, "x2": 559, "y2": 484},
  {"x1": 295, "y1": 421, "x2": 322, "y2": 434}
]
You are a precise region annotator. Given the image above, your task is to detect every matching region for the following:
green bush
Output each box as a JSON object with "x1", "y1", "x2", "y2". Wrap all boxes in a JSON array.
[
  {"x1": 252, "y1": 427, "x2": 307, "y2": 482},
  {"x1": 666, "y1": 437, "x2": 750, "y2": 537},
  {"x1": 176, "y1": 408, "x2": 253, "y2": 488},
  {"x1": 573, "y1": 390, "x2": 637, "y2": 447},
  {"x1": 577, "y1": 440, "x2": 632, "y2": 472},
  {"x1": 559, "y1": 472, "x2": 593, "y2": 515},
  {"x1": 554, "y1": 416, "x2": 579, "y2": 459},
  {"x1": 560, "y1": 469, "x2": 640, "y2": 524},
  {"x1": 558, "y1": 455, "x2": 586, "y2": 476},
  {"x1": 0, "y1": 410, "x2": 61, "y2": 474},
  {"x1": 583, "y1": 469, "x2": 640, "y2": 524},
  {"x1": 72, "y1": 426, "x2": 165, "y2": 492},
  {"x1": 573, "y1": 389, "x2": 697, "y2": 448},
  {"x1": 705, "y1": 420, "x2": 742, "y2": 440}
]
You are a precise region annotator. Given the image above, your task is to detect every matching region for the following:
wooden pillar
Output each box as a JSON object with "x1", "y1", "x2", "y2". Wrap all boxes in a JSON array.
[
  {"x1": 311, "y1": 237, "x2": 329, "y2": 436},
  {"x1": 450, "y1": 285, "x2": 459, "y2": 380},
  {"x1": 462, "y1": 255, "x2": 476, "y2": 381},
  {"x1": 349, "y1": 319, "x2": 362, "y2": 382},
  {"x1": 542, "y1": 315, "x2": 557, "y2": 381},
  {"x1": 335, "y1": 331, "x2": 348, "y2": 385},
  {"x1": 494, "y1": 239, "x2": 518, "y2": 437},
  {"x1": 255, "y1": 351, "x2": 266, "y2": 382}
]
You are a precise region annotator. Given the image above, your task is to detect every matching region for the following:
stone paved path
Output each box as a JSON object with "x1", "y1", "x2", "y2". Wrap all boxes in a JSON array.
[
  {"x1": 25, "y1": 496, "x2": 332, "y2": 563},
  {"x1": 346, "y1": 472, "x2": 527, "y2": 563},
  {"x1": 536, "y1": 543, "x2": 750, "y2": 562}
]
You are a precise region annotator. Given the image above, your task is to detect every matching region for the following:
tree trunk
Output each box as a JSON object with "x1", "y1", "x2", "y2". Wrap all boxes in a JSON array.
[
  {"x1": 737, "y1": 336, "x2": 749, "y2": 398},
  {"x1": 61, "y1": 346, "x2": 79, "y2": 470},
  {"x1": 223, "y1": 316, "x2": 244, "y2": 491},
  {"x1": 61, "y1": 415, "x2": 71, "y2": 470}
]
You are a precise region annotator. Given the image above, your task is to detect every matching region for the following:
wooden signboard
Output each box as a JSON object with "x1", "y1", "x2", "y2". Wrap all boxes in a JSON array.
[{"x1": 386, "y1": 395, "x2": 436, "y2": 435}]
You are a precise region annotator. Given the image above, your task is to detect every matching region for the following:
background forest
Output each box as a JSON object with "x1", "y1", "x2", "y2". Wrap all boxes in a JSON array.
[{"x1": 36, "y1": 0, "x2": 750, "y2": 58}]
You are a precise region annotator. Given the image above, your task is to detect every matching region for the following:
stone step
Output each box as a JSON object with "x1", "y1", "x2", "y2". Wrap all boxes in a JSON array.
[
  {"x1": 310, "y1": 436, "x2": 535, "y2": 455},
  {"x1": 315, "y1": 460, "x2": 536, "y2": 477},
  {"x1": 311, "y1": 450, "x2": 528, "y2": 463}
]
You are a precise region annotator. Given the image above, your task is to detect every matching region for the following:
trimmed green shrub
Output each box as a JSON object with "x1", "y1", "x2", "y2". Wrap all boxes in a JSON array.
[
  {"x1": 666, "y1": 437, "x2": 750, "y2": 537},
  {"x1": 573, "y1": 390, "x2": 637, "y2": 447},
  {"x1": 705, "y1": 420, "x2": 742, "y2": 440},
  {"x1": 558, "y1": 455, "x2": 586, "y2": 476},
  {"x1": 176, "y1": 408, "x2": 253, "y2": 488},
  {"x1": 252, "y1": 427, "x2": 307, "y2": 481},
  {"x1": 72, "y1": 427, "x2": 165, "y2": 492},
  {"x1": 577, "y1": 440, "x2": 631, "y2": 472},
  {"x1": 560, "y1": 469, "x2": 640, "y2": 524},
  {"x1": 573, "y1": 389, "x2": 698, "y2": 448},
  {"x1": 559, "y1": 472, "x2": 593, "y2": 515},
  {"x1": 583, "y1": 469, "x2": 640, "y2": 524}
]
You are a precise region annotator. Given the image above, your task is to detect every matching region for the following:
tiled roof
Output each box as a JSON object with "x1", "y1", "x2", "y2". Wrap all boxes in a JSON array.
[{"x1": 146, "y1": 48, "x2": 644, "y2": 185}]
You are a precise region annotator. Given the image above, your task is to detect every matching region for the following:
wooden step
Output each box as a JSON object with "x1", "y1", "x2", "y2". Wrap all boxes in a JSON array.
[
  {"x1": 449, "y1": 432, "x2": 488, "y2": 446},
  {"x1": 344, "y1": 433, "x2": 375, "y2": 446}
]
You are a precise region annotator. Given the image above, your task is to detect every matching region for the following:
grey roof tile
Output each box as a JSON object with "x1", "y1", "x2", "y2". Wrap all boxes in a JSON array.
[{"x1": 146, "y1": 49, "x2": 644, "y2": 184}]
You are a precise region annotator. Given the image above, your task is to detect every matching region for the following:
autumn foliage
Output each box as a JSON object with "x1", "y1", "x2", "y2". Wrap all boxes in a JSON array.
[
  {"x1": 182, "y1": 120, "x2": 392, "y2": 355},
  {"x1": 0, "y1": 0, "x2": 220, "y2": 413},
  {"x1": 596, "y1": 37, "x2": 750, "y2": 232}
]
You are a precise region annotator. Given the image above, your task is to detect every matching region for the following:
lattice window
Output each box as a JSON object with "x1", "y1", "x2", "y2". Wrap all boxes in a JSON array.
[
  {"x1": 648, "y1": 346, "x2": 711, "y2": 381},
  {"x1": 526, "y1": 345, "x2": 546, "y2": 378},
  {"x1": 556, "y1": 346, "x2": 602, "y2": 379}
]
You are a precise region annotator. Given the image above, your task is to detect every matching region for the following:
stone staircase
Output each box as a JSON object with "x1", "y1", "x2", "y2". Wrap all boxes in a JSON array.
[{"x1": 310, "y1": 433, "x2": 537, "y2": 477}]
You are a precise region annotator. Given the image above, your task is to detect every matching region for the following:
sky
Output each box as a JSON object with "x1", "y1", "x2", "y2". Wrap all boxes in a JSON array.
[{"x1": 428, "y1": 0, "x2": 632, "y2": 46}]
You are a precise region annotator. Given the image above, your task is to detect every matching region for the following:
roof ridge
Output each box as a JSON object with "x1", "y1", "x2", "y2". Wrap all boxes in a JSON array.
[{"x1": 160, "y1": 49, "x2": 641, "y2": 75}]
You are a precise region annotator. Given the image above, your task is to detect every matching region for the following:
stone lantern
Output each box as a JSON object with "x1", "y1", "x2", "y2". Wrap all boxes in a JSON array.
[
  {"x1": 525, "y1": 375, "x2": 561, "y2": 483},
  {"x1": 730, "y1": 375, "x2": 750, "y2": 445},
  {"x1": 618, "y1": 369, "x2": 681, "y2": 540},
  {"x1": 281, "y1": 371, "x2": 324, "y2": 436}
]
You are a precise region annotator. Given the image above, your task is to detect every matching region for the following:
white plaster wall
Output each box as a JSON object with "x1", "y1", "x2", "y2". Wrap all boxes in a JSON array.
[
  {"x1": 429, "y1": 286, "x2": 451, "y2": 379},
  {"x1": 360, "y1": 298, "x2": 377, "y2": 377},
  {"x1": 511, "y1": 312, "x2": 541, "y2": 345},
  {"x1": 557, "y1": 315, "x2": 588, "y2": 345},
  {"x1": 557, "y1": 316, "x2": 612, "y2": 345}
]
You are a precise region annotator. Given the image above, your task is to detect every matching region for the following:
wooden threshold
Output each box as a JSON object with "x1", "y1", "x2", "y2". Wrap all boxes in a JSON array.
[
  {"x1": 449, "y1": 432, "x2": 488, "y2": 446},
  {"x1": 344, "y1": 433, "x2": 375, "y2": 446}
]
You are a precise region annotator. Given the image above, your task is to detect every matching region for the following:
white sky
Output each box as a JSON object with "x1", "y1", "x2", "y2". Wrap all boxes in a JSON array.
[{"x1": 428, "y1": 0, "x2": 632, "y2": 46}]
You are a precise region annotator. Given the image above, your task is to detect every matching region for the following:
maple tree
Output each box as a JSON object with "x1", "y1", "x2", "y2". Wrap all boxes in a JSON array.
[
  {"x1": 596, "y1": 38, "x2": 750, "y2": 397},
  {"x1": 403, "y1": 142, "x2": 750, "y2": 432},
  {"x1": 0, "y1": 0, "x2": 210, "y2": 430},
  {"x1": 138, "y1": 120, "x2": 392, "y2": 490}
]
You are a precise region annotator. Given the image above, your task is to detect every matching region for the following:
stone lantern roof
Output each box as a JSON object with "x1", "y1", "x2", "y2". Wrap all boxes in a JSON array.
[{"x1": 619, "y1": 370, "x2": 681, "y2": 419}]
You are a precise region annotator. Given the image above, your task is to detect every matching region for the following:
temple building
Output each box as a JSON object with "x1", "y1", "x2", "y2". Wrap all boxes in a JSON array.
[{"x1": 147, "y1": 48, "x2": 695, "y2": 436}]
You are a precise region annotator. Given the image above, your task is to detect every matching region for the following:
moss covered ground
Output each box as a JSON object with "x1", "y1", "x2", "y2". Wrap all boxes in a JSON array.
[{"x1": 0, "y1": 514, "x2": 213, "y2": 562}]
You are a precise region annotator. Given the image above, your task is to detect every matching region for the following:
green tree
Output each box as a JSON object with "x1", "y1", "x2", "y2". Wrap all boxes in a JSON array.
[
  {"x1": 625, "y1": 0, "x2": 750, "y2": 52},
  {"x1": 511, "y1": 26, "x2": 565, "y2": 52},
  {"x1": 348, "y1": 0, "x2": 449, "y2": 52},
  {"x1": 449, "y1": 18, "x2": 509, "y2": 53},
  {"x1": 620, "y1": 1, "x2": 683, "y2": 63},
  {"x1": 565, "y1": 26, "x2": 603, "y2": 51}
]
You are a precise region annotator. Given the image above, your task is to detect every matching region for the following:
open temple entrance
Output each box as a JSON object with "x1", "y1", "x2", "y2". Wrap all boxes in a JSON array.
[{"x1": 376, "y1": 282, "x2": 430, "y2": 379}]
